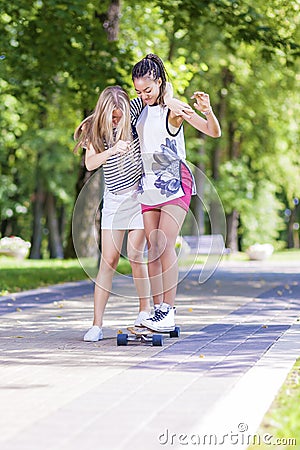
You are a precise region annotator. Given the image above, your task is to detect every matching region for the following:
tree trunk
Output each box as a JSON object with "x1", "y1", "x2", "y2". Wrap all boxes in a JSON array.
[
  {"x1": 72, "y1": 167, "x2": 103, "y2": 259},
  {"x1": 287, "y1": 204, "x2": 300, "y2": 248},
  {"x1": 45, "y1": 192, "x2": 64, "y2": 259},
  {"x1": 29, "y1": 177, "x2": 45, "y2": 259},
  {"x1": 209, "y1": 70, "x2": 231, "y2": 238},
  {"x1": 65, "y1": 152, "x2": 96, "y2": 258},
  {"x1": 65, "y1": 0, "x2": 120, "y2": 259},
  {"x1": 1, "y1": 219, "x2": 13, "y2": 237},
  {"x1": 192, "y1": 140, "x2": 206, "y2": 235},
  {"x1": 226, "y1": 210, "x2": 239, "y2": 252},
  {"x1": 103, "y1": 0, "x2": 120, "y2": 42},
  {"x1": 58, "y1": 204, "x2": 66, "y2": 247},
  {"x1": 212, "y1": 67, "x2": 233, "y2": 180},
  {"x1": 225, "y1": 120, "x2": 242, "y2": 251},
  {"x1": 228, "y1": 120, "x2": 242, "y2": 160}
]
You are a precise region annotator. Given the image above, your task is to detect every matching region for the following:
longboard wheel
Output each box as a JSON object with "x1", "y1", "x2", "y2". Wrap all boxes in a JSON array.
[
  {"x1": 169, "y1": 326, "x2": 180, "y2": 338},
  {"x1": 117, "y1": 333, "x2": 128, "y2": 346},
  {"x1": 152, "y1": 334, "x2": 163, "y2": 346}
]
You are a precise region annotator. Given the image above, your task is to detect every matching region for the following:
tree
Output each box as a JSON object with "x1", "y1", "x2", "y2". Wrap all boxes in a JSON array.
[
  {"x1": 156, "y1": 0, "x2": 300, "y2": 249},
  {"x1": 1, "y1": 0, "x2": 299, "y2": 256},
  {"x1": 0, "y1": 0, "x2": 127, "y2": 258}
]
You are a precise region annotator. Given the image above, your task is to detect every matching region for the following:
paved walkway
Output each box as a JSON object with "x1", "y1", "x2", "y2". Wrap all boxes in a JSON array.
[{"x1": 0, "y1": 259, "x2": 299, "y2": 450}]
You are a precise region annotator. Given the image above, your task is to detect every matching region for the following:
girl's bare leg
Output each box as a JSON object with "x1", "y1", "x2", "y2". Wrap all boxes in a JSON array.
[
  {"x1": 142, "y1": 210, "x2": 164, "y2": 306},
  {"x1": 127, "y1": 229, "x2": 151, "y2": 313},
  {"x1": 93, "y1": 229, "x2": 125, "y2": 326},
  {"x1": 158, "y1": 205, "x2": 187, "y2": 307}
]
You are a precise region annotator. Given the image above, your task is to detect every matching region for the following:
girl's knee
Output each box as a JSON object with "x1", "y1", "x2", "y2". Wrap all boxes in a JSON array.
[
  {"x1": 127, "y1": 244, "x2": 145, "y2": 263},
  {"x1": 127, "y1": 233, "x2": 146, "y2": 263},
  {"x1": 146, "y1": 240, "x2": 161, "y2": 262},
  {"x1": 100, "y1": 255, "x2": 119, "y2": 271}
]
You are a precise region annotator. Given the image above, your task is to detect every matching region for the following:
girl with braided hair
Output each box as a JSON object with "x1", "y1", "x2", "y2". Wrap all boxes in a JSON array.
[{"x1": 131, "y1": 54, "x2": 221, "y2": 332}]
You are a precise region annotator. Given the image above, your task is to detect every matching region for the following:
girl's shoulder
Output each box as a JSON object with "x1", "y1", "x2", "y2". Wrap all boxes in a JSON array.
[
  {"x1": 130, "y1": 97, "x2": 144, "y2": 125},
  {"x1": 130, "y1": 97, "x2": 143, "y2": 108}
]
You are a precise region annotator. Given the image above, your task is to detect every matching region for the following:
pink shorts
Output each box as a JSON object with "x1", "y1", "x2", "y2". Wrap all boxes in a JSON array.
[{"x1": 141, "y1": 163, "x2": 193, "y2": 214}]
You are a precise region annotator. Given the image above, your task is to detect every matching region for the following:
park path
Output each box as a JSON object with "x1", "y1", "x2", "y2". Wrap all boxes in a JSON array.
[{"x1": 0, "y1": 259, "x2": 299, "y2": 450}]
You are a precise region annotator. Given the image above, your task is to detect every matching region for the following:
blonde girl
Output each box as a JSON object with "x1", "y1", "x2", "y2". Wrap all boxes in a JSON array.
[{"x1": 74, "y1": 86, "x2": 151, "y2": 341}]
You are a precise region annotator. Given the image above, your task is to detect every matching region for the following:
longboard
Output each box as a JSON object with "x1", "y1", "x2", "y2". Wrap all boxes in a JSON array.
[{"x1": 116, "y1": 325, "x2": 180, "y2": 346}]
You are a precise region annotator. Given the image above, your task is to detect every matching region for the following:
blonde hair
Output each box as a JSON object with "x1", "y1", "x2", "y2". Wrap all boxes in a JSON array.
[{"x1": 74, "y1": 86, "x2": 132, "y2": 154}]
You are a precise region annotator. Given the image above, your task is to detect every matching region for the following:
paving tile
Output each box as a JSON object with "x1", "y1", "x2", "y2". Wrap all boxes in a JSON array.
[{"x1": 0, "y1": 260, "x2": 299, "y2": 450}]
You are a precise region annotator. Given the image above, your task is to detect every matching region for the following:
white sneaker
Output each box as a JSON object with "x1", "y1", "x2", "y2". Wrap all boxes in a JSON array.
[
  {"x1": 148, "y1": 304, "x2": 162, "y2": 318},
  {"x1": 134, "y1": 311, "x2": 151, "y2": 327},
  {"x1": 141, "y1": 303, "x2": 175, "y2": 332},
  {"x1": 83, "y1": 326, "x2": 103, "y2": 341}
]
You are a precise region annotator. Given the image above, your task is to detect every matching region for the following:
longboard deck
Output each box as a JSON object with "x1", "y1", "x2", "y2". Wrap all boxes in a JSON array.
[
  {"x1": 127, "y1": 326, "x2": 155, "y2": 336},
  {"x1": 127, "y1": 325, "x2": 180, "y2": 336}
]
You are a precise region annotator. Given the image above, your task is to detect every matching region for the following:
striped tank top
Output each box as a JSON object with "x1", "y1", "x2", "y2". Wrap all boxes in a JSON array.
[{"x1": 103, "y1": 98, "x2": 144, "y2": 193}]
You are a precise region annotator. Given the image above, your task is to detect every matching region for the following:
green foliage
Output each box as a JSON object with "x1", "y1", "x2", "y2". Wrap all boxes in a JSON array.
[
  {"x1": 0, "y1": 76, "x2": 80, "y2": 241},
  {"x1": 214, "y1": 159, "x2": 255, "y2": 214},
  {"x1": 215, "y1": 161, "x2": 287, "y2": 249},
  {"x1": 0, "y1": 0, "x2": 299, "y2": 252},
  {"x1": 0, "y1": 1, "x2": 125, "y2": 103},
  {"x1": 215, "y1": 157, "x2": 287, "y2": 248},
  {"x1": 0, "y1": 0, "x2": 125, "y2": 246},
  {"x1": 239, "y1": 180, "x2": 285, "y2": 250}
]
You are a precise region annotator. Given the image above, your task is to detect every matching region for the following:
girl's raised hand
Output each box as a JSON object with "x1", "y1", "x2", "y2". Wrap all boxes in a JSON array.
[{"x1": 191, "y1": 92, "x2": 211, "y2": 115}]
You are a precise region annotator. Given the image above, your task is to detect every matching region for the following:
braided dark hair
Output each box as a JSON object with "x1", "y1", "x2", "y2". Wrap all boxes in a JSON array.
[{"x1": 132, "y1": 54, "x2": 168, "y2": 106}]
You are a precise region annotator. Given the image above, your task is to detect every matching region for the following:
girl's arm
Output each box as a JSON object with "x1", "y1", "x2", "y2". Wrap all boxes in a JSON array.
[
  {"x1": 184, "y1": 109, "x2": 221, "y2": 138},
  {"x1": 164, "y1": 85, "x2": 221, "y2": 137},
  {"x1": 185, "y1": 91, "x2": 221, "y2": 138},
  {"x1": 85, "y1": 140, "x2": 130, "y2": 171},
  {"x1": 164, "y1": 82, "x2": 194, "y2": 119}
]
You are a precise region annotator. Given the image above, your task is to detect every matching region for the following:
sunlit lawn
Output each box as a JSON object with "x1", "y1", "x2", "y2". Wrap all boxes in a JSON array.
[
  {"x1": 248, "y1": 359, "x2": 300, "y2": 450},
  {"x1": 269, "y1": 249, "x2": 300, "y2": 261},
  {"x1": 0, "y1": 256, "x2": 131, "y2": 295}
]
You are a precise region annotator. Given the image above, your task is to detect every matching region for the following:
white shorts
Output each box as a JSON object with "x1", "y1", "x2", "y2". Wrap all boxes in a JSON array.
[{"x1": 101, "y1": 188, "x2": 144, "y2": 230}]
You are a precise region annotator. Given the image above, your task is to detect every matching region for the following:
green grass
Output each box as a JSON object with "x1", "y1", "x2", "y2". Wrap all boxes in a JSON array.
[
  {"x1": 269, "y1": 249, "x2": 300, "y2": 262},
  {"x1": 248, "y1": 358, "x2": 300, "y2": 449},
  {"x1": 0, "y1": 256, "x2": 131, "y2": 295}
]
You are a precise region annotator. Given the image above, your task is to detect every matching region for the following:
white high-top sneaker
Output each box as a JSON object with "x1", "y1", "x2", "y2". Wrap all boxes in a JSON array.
[{"x1": 141, "y1": 302, "x2": 175, "y2": 332}]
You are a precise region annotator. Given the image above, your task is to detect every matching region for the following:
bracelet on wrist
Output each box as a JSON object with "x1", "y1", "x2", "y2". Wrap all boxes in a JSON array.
[{"x1": 202, "y1": 109, "x2": 212, "y2": 116}]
